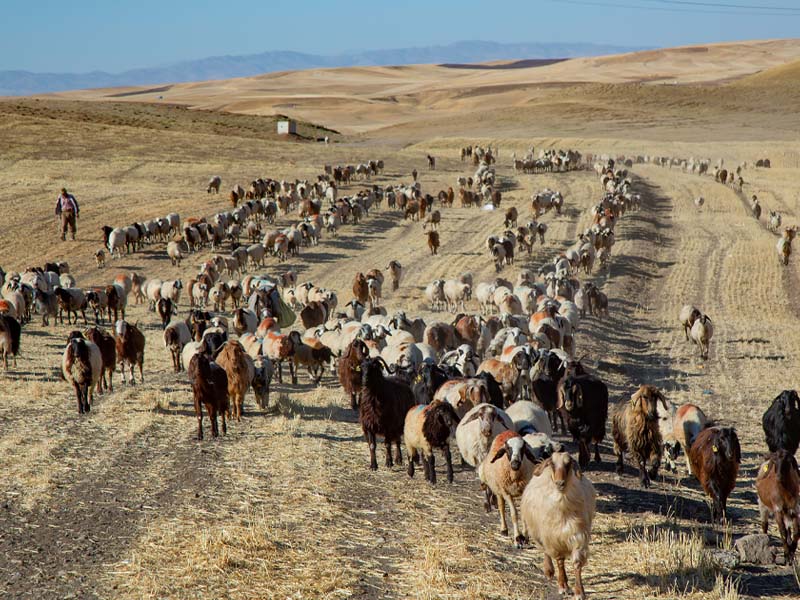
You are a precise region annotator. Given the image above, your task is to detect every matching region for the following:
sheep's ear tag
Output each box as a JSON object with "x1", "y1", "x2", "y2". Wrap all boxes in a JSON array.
[
  {"x1": 712, "y1": 445, "x2": 718, "y2": 453},
  {"x1": 762, "y1": 464, "x2": 769, "y2": 473}
]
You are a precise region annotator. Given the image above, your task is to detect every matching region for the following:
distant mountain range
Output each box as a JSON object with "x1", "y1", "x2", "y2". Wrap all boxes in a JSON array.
[{"x1": 0, "y1": 41, "x2": 645, "y2": 96}]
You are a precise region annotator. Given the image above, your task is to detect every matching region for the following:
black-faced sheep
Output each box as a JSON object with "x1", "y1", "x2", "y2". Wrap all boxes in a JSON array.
[{"x1": 404, "y1": 400, "x2": 461, "y2": 484}]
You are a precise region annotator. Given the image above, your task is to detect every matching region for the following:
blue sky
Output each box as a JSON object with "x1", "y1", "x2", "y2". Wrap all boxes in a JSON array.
[{"x1": 3, "y1": 0, "x2": 799, "y2": 72}]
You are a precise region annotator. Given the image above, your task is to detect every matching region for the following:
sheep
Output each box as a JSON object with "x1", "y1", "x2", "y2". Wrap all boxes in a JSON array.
[
  {"x1": 207, "y1": 175, "x2": 222, "y2": 194},
  {"x1": 115, "y1": 320, "x2": 145, "y2": 385},
  {"x1": 216, "y1": 340, "x2": 255, "y2": 421},
  {"x1": 352, "y1": 272, "x2": 369, "y2": 304},
  {"x1": 163, "y1": 318, "x2": 191, "y2": 372},
  {"x1": 427, "y1": 230, "x2": 440, "y2": 255},
  {"x1": 288, "y1": 331, "x2": 333, "y2": 384},
  {"x1": 156, "y1": 297, "x2": 177, "y2": 330},
  {"x1": 425, "y1": 279, "x2": 446, "y2": 311},
  {"x1": 659, "y1": 402, "x2": 708, "y2": 474},
  {"x1": 161, "y1": 279, "x2": 183, "y2": 305},
  {"x1": 386, "y1": 260, "x2": 402, "y2": 291},
  {"x1": 477, "y1": 357, "x2": 527, "y2": 407},
  {"x1": 423, "y1": 322, "x2": 458, "y2": 356},
  {"x1": 62, "y1": 331, "x2": 102, "y2": 414},
  {"x1": 300, "y1": 300, "x2": 329, "y2": 330},
  {"x1": 367, "y1": 277, "x2": 382, "y2": 308},
  {"x1": 263, "y1": 331, "x2": 296, "y2": 385},
  {"x1": 145, "y1": 279, "x2": 163, "y2": 312},
  {"x1": 84, "y1": 326, "x2": 116, "y2": 393},
  {"x1": 769, "y1": 210, "x2": 782, "y2": 232},
  {"x1": 106, "y1": 227, "x2": 127, "y2": 258},
  {"x1": 506, "y1": 400, "x2": 553, "y2": 437},
  {"x1": 520, "y1": 452, "x2": 596, "y2": 599},
  {"x1": 0, "y1": 315, "x2": 21, "y2": 369},
  {"x1": 188, "y1": 353, "x2": 229, "y2": 440},
  {"x1": 456, "y1": 403, "x2": 514, "y2": 468},
  {"x1": 404, "y1": 401, "x2": 461, "y2": 484},
  {"x1": 359, "y1": 357, "x2": 416, "y2": 470},
  {"x1": 443, "y1": 280, "x2": 471, "y2": 312},
  {"x1": 54, "y1": 287, "x2": 87, "y2": 325},
  {"x1": 690, "y1": 314, "x2": 713, "y2": 359},
  {"x1": 679, "y1": 305, "x2": 701, "y2": 341},
  {"x1": 209, "y1": 282, "x2": 231, "y2": 312},
  {"x1": 105, "y1": 283, "x2": 127, "y2": 324},
  {"x1": 33, "y1": 288, "x2": 58, "y2": 326},
  {"x1": 251, "y1": 357, "x2": 274, "y2": 409},
  {"x1": 762, "y1": 389, "x2": 800, "y2": 456},
  {"x1": 612, "y1": 385, "x2": 667, "y2": 488},
  {"x1": 232, "y1": 307, "x2": 259, "y2": 335},
  {"x1": 558, "y1": 374, "x2": 609, "y2": 469},
  {"x1": 756, "y1": 450, "x2": 800, "y2": 562},
  {"x1": 688, "y1": 426, "x2": 741, "y2": 522},
  {"x1": 478, "y1": 430, "x2": 539, "y2": 546}
]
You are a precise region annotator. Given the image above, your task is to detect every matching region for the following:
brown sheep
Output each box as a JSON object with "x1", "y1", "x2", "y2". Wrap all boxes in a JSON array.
[
  {"x1": 215, "y1": 340, "x2": 255, "y2": 422},
  {"x1": 62, "y1": 331, "x2": 102, "y2": 414},
  {"x1": 427, "y1": 230, "x2": 440, "y2": 255},
  {"x1": 756, "y1": 450, "x2": 800, "y2": 561},
  {"x1": 404, "y1": 401, "x2": 461, "y2": 484},
  {"x1": 688, "y1": 426, "x2": 741, "y2": 522},
  {"x1": 114, "y1": 320, "x2": 145, "y2": 385},
  {"x1": 352, "y1": 272, "x2": 369, "y2": 304},
  {"x1": 188, "y1": 353, "x2": 229, "y2": 440},
  {"x1": 612, "y1": 385, "x2": 668, "y2": 488},
  {"x1": 84, "y1": 326, "x2": 116, "y2": 394},
  {"x1": 300, "y1": 300, "x2": 329, "y2": 330}
]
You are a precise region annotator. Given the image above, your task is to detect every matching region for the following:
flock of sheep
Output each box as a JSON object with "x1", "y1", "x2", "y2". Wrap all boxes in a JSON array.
[{"x1": 1, "y1": 144, "x2": 799, "y2": 599}]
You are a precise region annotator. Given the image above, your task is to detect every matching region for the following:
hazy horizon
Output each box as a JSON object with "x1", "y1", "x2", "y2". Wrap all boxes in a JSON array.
[{"x1": 4, "y1": 0, "x2": 800, "y2": 73}]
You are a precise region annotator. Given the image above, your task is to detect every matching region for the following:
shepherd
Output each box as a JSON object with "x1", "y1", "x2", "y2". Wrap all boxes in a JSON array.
[{"x1": 54, "y1": 187, "x2": 80, "y2": 241}]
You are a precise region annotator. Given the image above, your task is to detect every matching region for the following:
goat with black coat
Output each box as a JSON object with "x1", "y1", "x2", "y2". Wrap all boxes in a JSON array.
[
  {"x1": 359, "y1": 357, "x2": 416, "y2": 471},
  {"x1": 412, "y1": 362, "x2": 459, "y2": 405},
  {"x1": 558, "y1": 374, "x2": 609, "y2": 469},
  {"x1": 474, "y1": 371, "x2": 505, "y2": 409},
  {"x1": 531, "y1": 351, "x2": 587, "y2": 434},
  {"x1": 762, "y1": 389, "x2": 800, "y2": 456}
]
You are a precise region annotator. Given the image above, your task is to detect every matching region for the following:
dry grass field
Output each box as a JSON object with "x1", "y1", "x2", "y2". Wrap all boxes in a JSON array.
[{"x1": 2, "y1": 40, "x2": 800, "y2": 599}]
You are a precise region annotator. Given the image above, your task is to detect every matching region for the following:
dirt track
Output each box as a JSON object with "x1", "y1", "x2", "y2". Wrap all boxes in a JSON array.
[{"x1": 2, "y1": 93, "x2": 800, "y2": 599}]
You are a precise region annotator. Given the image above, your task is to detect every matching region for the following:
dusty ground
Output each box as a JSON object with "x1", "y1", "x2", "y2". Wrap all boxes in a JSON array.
[{"x1": 2, "y1": 40, "x2": 800, "y2": 599}]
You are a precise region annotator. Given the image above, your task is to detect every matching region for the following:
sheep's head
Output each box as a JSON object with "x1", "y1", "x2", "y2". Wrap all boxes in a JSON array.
[
  {"x1": 491, "y1": 434, "x2": 535, "y2": 472},
  {"x1": 549, "y1": 451, "x2": 581, "y2": 490}
]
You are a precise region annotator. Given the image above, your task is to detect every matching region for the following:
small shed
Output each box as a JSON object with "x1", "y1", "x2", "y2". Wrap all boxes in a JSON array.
[{"x1": 277, "y1": 120, "x2": 297, "y2": 135}]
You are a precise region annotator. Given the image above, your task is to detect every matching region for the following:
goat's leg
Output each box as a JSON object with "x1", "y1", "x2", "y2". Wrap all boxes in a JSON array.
[
  {"x1": 648, "y1": 449, "x2": 662, "y2": 480},
  {"x1": 129, "y1": 364, "x2": 136, "y2": 386},
  {"x1": 759, "y1": 503, "x2": 770, "y2": 534},
  {"x1": 594, "y1": 442, "x2": 602, "y2": 464},
  {"x1": 543, "y1": 555, "x2": 555, "y2": 580},
  {"x1": 210, "y1": 408, "x2": 219, "y2": 438},
  {"x1": 639, "y1": 457, "x2": 651, "y2": 488},
  {"x1": 350, "y1": 391, "x2": 358, "y2": 411},
  {"x1": 73, "y1": 382, "x2": 83, "y2": 414},
  {"x1": 615, "y1": 447, "x2": 624, "y2": 475},
  {"x1": 556, "y1": 558, "x2": 570, "y2": 596},
  {"x1": 289, "y1": 360, "x2": 297, "y2": 385},
  {"x1": 197, "y1": 413, "x2": 204, "y2": 440},
  {"x1": 394, "y1": 441, "x2": 403, "y2": 465},
  {"x1": 367, "y1": 433, "x2": 378, "y2": 471},
  {"x1": 776, "y1": 515, "x2": 792, "y2": 561},
  {"x1": 138, "y1": 358, "x2": 144, "y2": 383},
  {"x1": 221, "y1": 410, "x2": 227, "y2": 435},
  {"x1": 428, "y1": 452, "x2": 436, "y2": 485}
]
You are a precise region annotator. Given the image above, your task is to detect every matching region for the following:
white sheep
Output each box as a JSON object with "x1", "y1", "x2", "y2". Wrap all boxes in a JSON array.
[
  {"x1": 167, "y1": 240, "x2": 188, "y2": 266},
  {"x1": 107, "y1": 227, "x2": 127, "y2": 258},
  {"x1": 425, "y1": 279, "x2": 446, "y2": 311},
  {"x1": 160, "y1": 280, "x2": 183, "y2": 305},
  {"x1": 505, "y1": 400, "x2": 553, "y2": 437},
  {"x1": 456, "y1": 403, "x2": 513, "y2": 467},
  {"x1": 443, "y1": 279, "x2": 471, "y2": 312},
  {"x1": 145, "y1": 279, "x2": 163, "y2": 311},
  {"x1": 690, "y1": 314, "x2": 713, "y2": 359}
]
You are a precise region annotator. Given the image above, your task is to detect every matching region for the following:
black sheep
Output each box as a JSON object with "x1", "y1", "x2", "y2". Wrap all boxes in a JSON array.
[
  {"x1": 359, "y1": 357, "x2": 416, "y2": 471},
  {"x1": 762, "y1": 390, "x2": 800, "y2": 456}
]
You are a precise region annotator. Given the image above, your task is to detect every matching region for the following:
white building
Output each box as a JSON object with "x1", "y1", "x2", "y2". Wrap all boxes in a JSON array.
[{"x1": 277, "y1": 120, "x2": 297, "y2": 135}]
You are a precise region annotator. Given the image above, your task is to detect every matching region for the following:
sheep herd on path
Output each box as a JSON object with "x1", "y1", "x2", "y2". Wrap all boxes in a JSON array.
[{"x1": 1, "y1": 145, "x2": 798, "y2": 599}]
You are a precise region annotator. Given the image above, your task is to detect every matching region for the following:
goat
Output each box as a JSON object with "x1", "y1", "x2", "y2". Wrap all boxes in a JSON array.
[
  {"x1": 521, "y1": 452, "x2": 596, "y2": 599},
  {"x1": 215, "y1": 340, "x2": 255, "y2": 422},
  {"x1": 558, "y1": 374, "x2": 609, "y2": 469},
  {"x1": 84, "y1": 326, "x2": 116, "y2": 393},
  {"x1": 762, "y1": 389, "x2": 800, "y2": 456},
  {"x1": 688, "y1": 426, "x2": 741, "y2": 522},
  {"x1": 359, "y1": 356, "x2": 416, "y2": 470},
  {"x1": 612, "y1": 385, "x2": 667, "y2": 488},
  {"x1": 62, "y1": 331, "x2": 102, "y2": 414},
  {"x1": 756, "y1": 450, "x2": 800, "y2": 562},
  {"x1": 188, "y1": 353, "x2": 229, "y2": 440}
]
